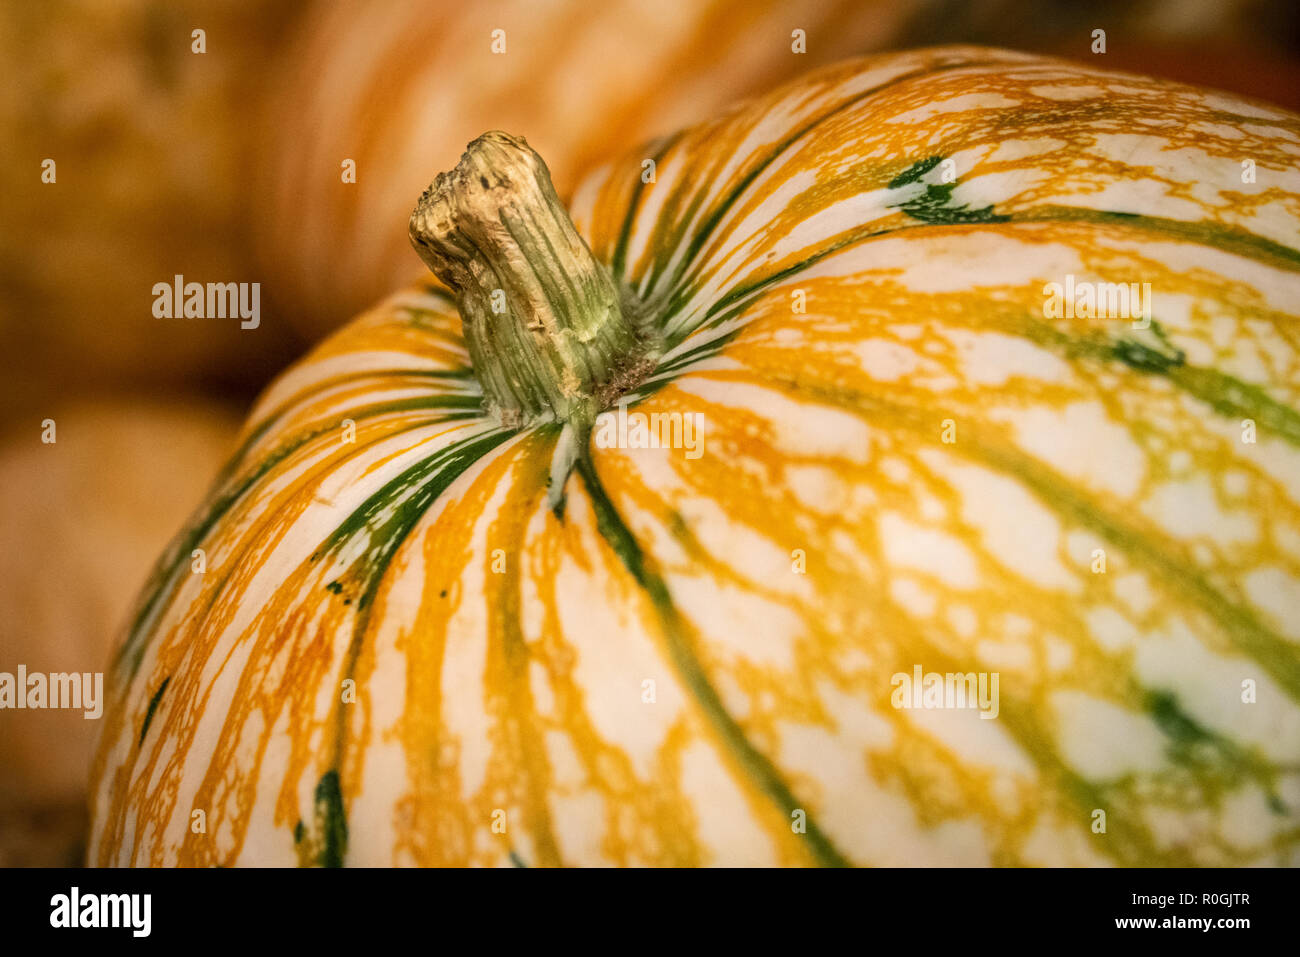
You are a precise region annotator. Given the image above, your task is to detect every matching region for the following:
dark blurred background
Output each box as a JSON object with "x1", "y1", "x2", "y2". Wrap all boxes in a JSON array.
[{"x1": 2, "y1": 0, "x2": 1297, "y2": 866}]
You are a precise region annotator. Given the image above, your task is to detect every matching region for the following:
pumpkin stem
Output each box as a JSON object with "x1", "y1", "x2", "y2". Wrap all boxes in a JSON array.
[{"x1": 409, "y1": 131, "x2": 656, "y2": 431}]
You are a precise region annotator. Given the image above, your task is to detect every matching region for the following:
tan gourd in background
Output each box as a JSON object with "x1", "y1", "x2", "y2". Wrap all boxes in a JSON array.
[{"x1": 0, "y1": 399, "x2": 238, "y2": 864}]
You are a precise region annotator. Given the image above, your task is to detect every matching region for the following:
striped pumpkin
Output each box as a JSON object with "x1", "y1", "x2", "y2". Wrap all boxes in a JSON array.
[{"x1": 92, "y1": 47, "x2": 1300, "y2": 866}]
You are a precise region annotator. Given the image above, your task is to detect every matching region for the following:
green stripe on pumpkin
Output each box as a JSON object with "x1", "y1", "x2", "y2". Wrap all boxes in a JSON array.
[
  {"x1": 577, "y1": 453, "x2": 850, "y2": 867},
  {"x1": 138, "y1": 675, "x2": 171, "y2": 747},
  {"x1": 313, "y1": 426, "x2": 516, "y2": 866},
  {"x1": 313, "y1": 769, "x2": 348, "y2": 869}
]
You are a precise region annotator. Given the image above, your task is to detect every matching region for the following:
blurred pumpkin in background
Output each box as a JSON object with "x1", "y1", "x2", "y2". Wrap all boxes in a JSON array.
[
  {"x1": 0, "y1": 0, "x2": 303, "y2": 423},
  {"x1": 255, "y1": 0, "x2": 926, "y2": 337},
  {"x1": 0, "y1": 398, "x2": 238, "y2": 864}
]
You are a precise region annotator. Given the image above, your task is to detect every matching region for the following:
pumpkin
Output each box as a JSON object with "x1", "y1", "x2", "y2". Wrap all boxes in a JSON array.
[
  {"x1": 0, "y1": 398, "x2": 237, "y2": 864},
  {"x1": 255, "y1": 0, "x2": 924, "y2": 335},
  {"x1": 91, "y1": 47, "x2": 1300, "y2": 867}
]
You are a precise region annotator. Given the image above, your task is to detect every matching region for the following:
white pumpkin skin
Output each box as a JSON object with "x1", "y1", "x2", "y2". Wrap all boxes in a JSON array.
[{"x1": 92, "y1": 48, "x2": 1300, "y2": 866}]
